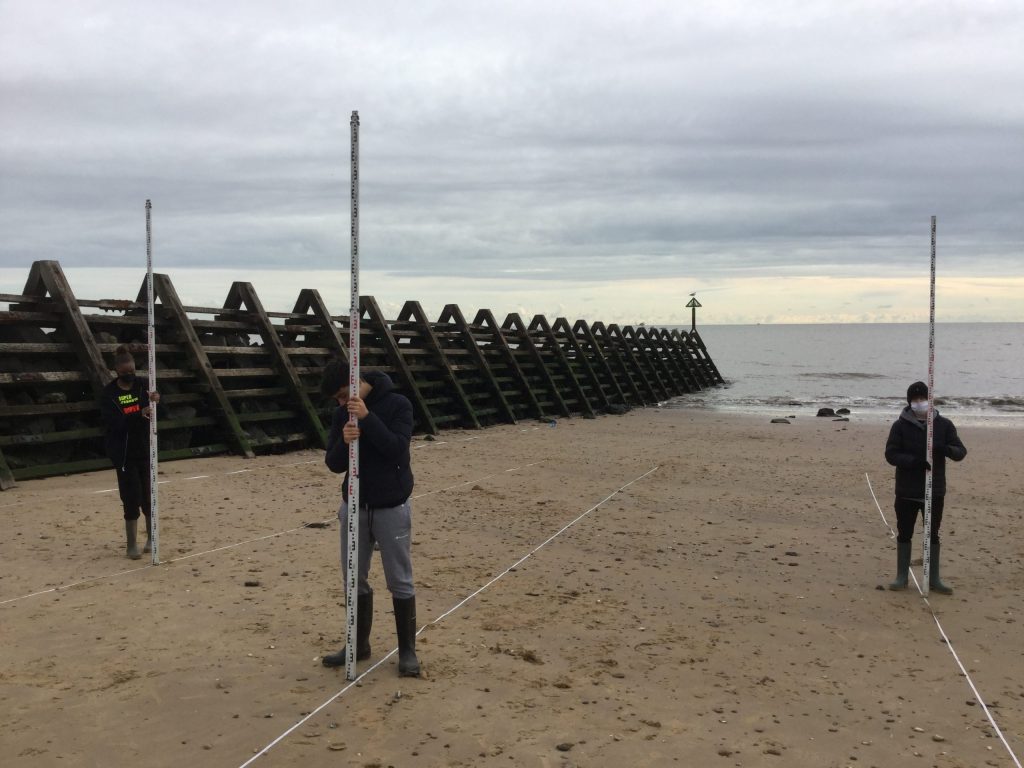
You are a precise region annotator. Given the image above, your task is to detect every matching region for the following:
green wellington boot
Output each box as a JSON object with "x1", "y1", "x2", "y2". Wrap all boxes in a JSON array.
[
  {"x1": 125, "y1": 519, "x2": 142, "y2": 560},
  {"x1": 929, "y1": 541, "x2": 953, "y2": 595},
  {"x1": 888, "y1": 541, "x2": 911, "y2": 591}
]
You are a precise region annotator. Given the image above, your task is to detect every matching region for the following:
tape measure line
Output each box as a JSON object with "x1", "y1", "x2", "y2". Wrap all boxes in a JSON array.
[
  {"x1": 237, "y1": 465, "x2": 659, "y2": 767},
  {"x1": 866, "y1": 472, "x2": 1021, "y2": 768}
]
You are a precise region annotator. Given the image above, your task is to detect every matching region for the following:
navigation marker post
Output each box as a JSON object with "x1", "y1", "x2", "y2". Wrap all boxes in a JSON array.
[
  {"x1": 922, "y1": 216, "x2": 937, "y2": 596},
  {"x1": 145, "y1": 200, "x2": 160, "y2": 564},
  {"x1": 345, "y1": 111, "x2": 361, "y2": 681},
  {"x1": 686, "y1": 296, "x2": 702, "y2": 332}
]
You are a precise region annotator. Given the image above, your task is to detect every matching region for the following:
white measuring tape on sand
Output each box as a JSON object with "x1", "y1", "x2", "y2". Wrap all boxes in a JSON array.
[
  {"x1": 866, "y1": 472, "x2": 1022, "y2": 768},
  {"x1": 0, "y1": 461, "x2": 546, "y2": 607},
  {"x1": 237, "y1": 465, "x2": 658, "y2": 767}
]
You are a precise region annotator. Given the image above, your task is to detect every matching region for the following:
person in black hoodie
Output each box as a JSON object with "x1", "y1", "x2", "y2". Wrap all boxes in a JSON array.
[
  {"x1": 884, "y1": 381, "x2": 967, "y2": 594},
  {"x1": 319, "y1": 358, "x2": 420, "y2": 677},
  {"x1": 99, "y1": 345, "x2": 160, "y2": 559}
]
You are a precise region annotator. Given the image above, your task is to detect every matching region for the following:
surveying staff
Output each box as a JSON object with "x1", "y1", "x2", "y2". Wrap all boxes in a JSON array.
[
  {"x1": 320, "y1": 359, "x2": 420, "y2": 677},
  {"x1": 99, "y1": 345, "x2": 160, "y2": 560},
  {"x1": 884, "y1": 381, "x2": 967, "y2": 594}
]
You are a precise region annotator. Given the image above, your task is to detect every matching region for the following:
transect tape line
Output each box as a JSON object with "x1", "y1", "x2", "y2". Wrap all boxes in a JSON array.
[
  {"x1": 865, "y1": 472, "x2": 1022, "y2": 768},
  {"x1": 1, "y1": 433, "x2": 506, "y2": 507},
  {"x1": 238, "y1": 464, "x2": 659, "y2": 767},
  {"x1": 0, "y1": 462, "x2": 545, "y2": 607}
]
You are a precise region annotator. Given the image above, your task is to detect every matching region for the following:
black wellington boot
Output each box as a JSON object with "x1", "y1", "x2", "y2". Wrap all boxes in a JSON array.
[
  {"x1": 393, "y1": 596, "x2": 421, "y2": 677},
  {"x1": 322, "y1": 591, "x2": 373, "y2": 667}
]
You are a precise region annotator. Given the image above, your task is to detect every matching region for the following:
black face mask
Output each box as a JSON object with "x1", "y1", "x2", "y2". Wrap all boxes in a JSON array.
[{"x1": 118, "y1": 373, "x2": 136, "y2": 385}]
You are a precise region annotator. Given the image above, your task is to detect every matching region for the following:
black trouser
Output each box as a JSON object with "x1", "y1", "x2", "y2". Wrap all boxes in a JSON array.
[
  {"x1": 115, "y1": 459, "x2": 152, "y2": 521},
  {"x1": 894, "y1": 495, "x2": 944, "y2": 544}
]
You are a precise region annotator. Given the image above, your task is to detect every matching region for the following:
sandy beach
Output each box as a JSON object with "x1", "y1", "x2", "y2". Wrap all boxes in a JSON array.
[{"x1": 1, "y1": 407, "x2": 1021, "y2": 768}]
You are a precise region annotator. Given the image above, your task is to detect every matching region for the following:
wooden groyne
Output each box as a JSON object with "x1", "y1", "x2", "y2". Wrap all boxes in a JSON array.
[{"x1": 0, "y1": 261, "x2": 724, "y2": 489}]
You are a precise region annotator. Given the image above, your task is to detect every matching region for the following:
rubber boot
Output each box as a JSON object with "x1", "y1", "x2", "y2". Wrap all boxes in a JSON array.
[
  {"x1": 142, "y1": 513, "x2": 152, "y2": 554},
  {"x1": 393, "y1": 596, "x2": 421, "y2": 677},
  {"x1": 125, "y1": 519, "x2": 142, "y2": 560},
  {"x1": 322, "y1": 591, "x2": 373, "y2": 667},
  {"x1": 929, "y1": 540, "x2": 953, "y2": 595},
  {"x1": 888, "y1": 541, "x2": 911, "y2": 591}
]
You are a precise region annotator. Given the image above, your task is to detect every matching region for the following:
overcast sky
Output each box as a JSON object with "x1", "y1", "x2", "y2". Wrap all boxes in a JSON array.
[{"x1": 1, "y1": 0, "x2": 1021, "y2": 324}]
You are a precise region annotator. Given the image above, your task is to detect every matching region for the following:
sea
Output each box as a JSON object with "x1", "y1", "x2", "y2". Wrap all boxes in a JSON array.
[{"x1": 668, "y1": 323, "x2": 1024, "y2": 427}]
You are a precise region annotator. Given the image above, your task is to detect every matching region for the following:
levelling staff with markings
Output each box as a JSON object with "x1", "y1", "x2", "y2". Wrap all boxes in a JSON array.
[
  {"x1": 884, "y1": 381, "x2": 967, "y2": 594},
  {"x1": 320, "y1": 358, "x2": 421, "y2": 677},
  {"x1": 99, "y1": 345, "x2": 160, "y2": 560}
]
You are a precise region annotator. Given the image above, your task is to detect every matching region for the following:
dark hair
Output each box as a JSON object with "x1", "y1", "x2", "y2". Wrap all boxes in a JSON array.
[
  {"x1": 114, "y1": 345, "x2": 134, "y2": 366},
  {"x1": 906, "y1": 381, "x2": 928, "y2": 403},
  {"x1": 320, "y1": 358, "x2": 351, "y2": 398}
]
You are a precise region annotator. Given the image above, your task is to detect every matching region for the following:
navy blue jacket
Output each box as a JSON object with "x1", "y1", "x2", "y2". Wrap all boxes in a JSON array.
[
  {"x1": 324, "y1": 371, "x2": 414, "y2": 507},
  {"x1": 885, "y1": 406, "x2": 966, "y2": 498}
]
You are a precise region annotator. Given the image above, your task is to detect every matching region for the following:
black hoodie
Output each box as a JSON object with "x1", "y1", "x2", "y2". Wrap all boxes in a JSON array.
[
  {"x1": 324, "y1": 370, "x2": 414, "y2": 507},
  {"x1": 884, "y1": 406, "x2": 967, "y2": 498},
  {"x1": 99, "y1": 376, "x2": 152, "y2": 467}
]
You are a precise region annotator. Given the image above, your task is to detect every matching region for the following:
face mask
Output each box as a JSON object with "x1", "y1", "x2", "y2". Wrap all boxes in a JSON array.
[
  {"x1": 118, "y1": 373, "x2": 136, "y2": 385},
  {"x1": 910, "y1": 400, "x2": 928, "y2": 414}
]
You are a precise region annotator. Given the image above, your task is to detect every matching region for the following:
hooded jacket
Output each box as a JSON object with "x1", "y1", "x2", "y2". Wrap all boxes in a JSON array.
[
  {"x1": 884, "y1": 406, "x2": 967, "y2": 498},
  {"x1": 324, "y1": 371, "x2": 414, "y2": 508},
  {"x1": 99, "y1": 376, "x2": 152, "y2": 468}
]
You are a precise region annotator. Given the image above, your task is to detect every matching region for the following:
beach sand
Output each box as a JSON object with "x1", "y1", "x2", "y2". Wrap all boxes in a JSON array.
[{"x1": 1, "y1": 408, "x2": 1021, "y2": 767}]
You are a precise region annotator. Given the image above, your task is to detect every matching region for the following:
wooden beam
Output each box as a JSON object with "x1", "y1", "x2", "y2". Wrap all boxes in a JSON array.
[
  {"x1": 362, "y1": 295, "x2": 439, "y2": 435},
  {"x1": 150, "y1": 274, "x2": 254, "y2": 458},
  {"x1": 474, "y1": 309, "x2": 544, "y2": 420},
  {"x1": 292, "y1": 288, "x2": 348, "y2": 359},
  {"x1": 398, "y1": 301, "x2": 481, "y2": 429},
  {"x1": 25, "y1": 261, "x2": 110, "y2": 397},
  {"x1": 503, "y1": 313, "x2": 570, "y2": 417},
  {"x1": 438, "y1": 304, "x2": 517, "y2": 424},
  {"x1": 530, "y1": 315, "x2": 596, "y2": 417},
  {"x1": 688, "y1": 328, "x2": 725, "y2": 384},
  {"x1": 587, "y1": 322, "x2": 645, "y2": 405},
  {"x1": 568, "y1": 319, "x2": 629, "y2": 405},
  {"x1": 661, "y1": 329, "x2": 703, "y2": 391},
  {"x1": 226, "y1": 282, "x2": 328, "y2": 448}
]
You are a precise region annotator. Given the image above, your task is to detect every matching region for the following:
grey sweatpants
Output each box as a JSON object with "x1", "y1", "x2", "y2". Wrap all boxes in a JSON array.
[{"x1": 339, "y1": 500, "x2": 415, "y2": 600}]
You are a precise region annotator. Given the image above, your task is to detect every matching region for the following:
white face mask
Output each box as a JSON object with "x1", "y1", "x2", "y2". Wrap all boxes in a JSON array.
[{"x1": 910, "y1": 400, "x2": 929, "y2": 414}]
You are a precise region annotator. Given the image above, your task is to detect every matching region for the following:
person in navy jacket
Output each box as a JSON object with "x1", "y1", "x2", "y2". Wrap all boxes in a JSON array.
[
  {"x1": 884, "y1": 381, "x2": 967, "y2": 593},
  {"x1": 319, "y1": 359, "x2": 420, "y2": 677}
]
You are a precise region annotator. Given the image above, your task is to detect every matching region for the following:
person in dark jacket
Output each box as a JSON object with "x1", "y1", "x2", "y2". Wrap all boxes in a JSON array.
[
  {"x1": 319, "y1": 358, "x2": 420, "y2": 677},
  {"x1": 99, "y1": 345, "x2": 160, "y2": 559},
  {"x1": 884, "y1": 381, "x2": 967, "y2": 593}
]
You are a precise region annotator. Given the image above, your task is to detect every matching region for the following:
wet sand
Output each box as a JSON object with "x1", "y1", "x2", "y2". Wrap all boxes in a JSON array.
[{"x1": 1, "y1": 408, "x2": 1022, "y2": 767}]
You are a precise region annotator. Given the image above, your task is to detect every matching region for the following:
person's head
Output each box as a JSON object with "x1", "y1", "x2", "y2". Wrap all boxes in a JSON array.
[
  {"x1": 320, "y1": 358, "x2": 369, "y2": 404},
  {"x1": 907, "y1": 381, "x2": 929, "y2": 417},
  {"x1": 114, "y1": 346, "x2": 136, "y2": 384}
]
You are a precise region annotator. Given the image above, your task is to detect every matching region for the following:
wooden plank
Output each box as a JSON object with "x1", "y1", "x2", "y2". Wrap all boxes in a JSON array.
[
  {"x1": 438, "y1": 304, "x2": 517, "y2": 424},
  {"x1": 552, "y1": 317, "x2": 616, "y2": 410},
  {"x1": 625, "y1": 326, "x2": 674, "y2": 400},
  {"x1": 600, "y1": 323, "x2": 658, "y2": 404},
  {"x1": 643, "y1": 326, "x2": 691, "y2": 394},
  {"x1": 362, "y1": 296, "x2": 438, "y2": 434},
  {"x1": 398, "y1": 301, "x2": 481, "y2": 429},
  {"x1": 529, "y1": 315, "x2": 597, "y2": 417},
  {"x1": 474, "y1": 309, "x2": 544, "y2": 420},
  {"x1": 226, "y1": 282, "x2": 328, "y2": 448},
  {"x1": 502, "y1": 313, "x2": 570, "y2": 417},
  {"x1": 573, "y1": 319, "x2": 634, "y2": 405},
  {"x1": 150, "y1": 274, "x2": 254, "y2": 458},
  {"x1": 25, "y1": 261, "x2": 111, "y2": 397},
  {"x1": 658, "y1": 328, "x2": 702, "y2": 391},
  {"x1": 611, "y1": 324, "x2": 664, "y2": 403},
  {"x1": 688, "y1": 328, "x2": 725, "y2": 384}
]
